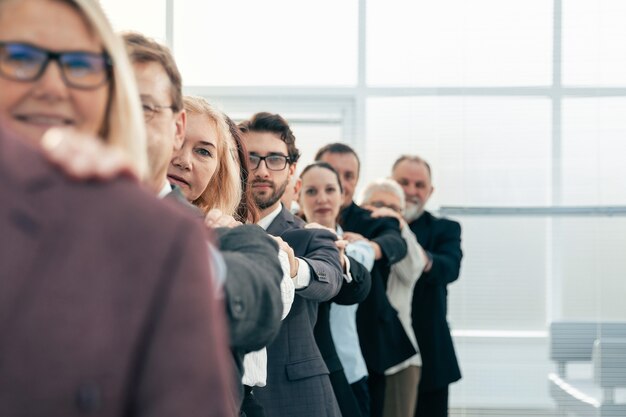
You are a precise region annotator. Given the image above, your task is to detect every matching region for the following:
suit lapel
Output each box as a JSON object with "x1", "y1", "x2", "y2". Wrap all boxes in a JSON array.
[
  {"x1": 409, "y1": 211, "x2": 433, "y2": 249},
  {"x1": 266, "y1": 206, "x2": 295, "y2": 236}
]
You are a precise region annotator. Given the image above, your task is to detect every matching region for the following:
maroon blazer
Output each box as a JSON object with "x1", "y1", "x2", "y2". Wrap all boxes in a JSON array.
[{"x1": 0, "y1": 135, "x2": 235, "y2": 417}]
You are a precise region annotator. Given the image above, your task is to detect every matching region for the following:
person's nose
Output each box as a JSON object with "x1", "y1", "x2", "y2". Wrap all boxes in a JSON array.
[
  {"x1": 317, "y1": 190, "x2": 330, "y2": 204},
  {"x1": 32, "y1": 61, "x2": 70, "y2": 101},
  {"x1": 172, "y1": 148, "x2": 192, "y2": 170},
  {"x1": 253, "y1": 159, "x2": 270, "y2": 178}
]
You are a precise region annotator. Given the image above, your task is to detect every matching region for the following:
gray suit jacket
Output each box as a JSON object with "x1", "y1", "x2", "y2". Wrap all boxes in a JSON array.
[
  {"x1": 254, "y1": 206, "x2": 343, "y2": 417},
  {"x1": 165, "y1": 187, "x2": 284, "y2": 352},
  {"x1": 0, "y1": 135, "x2": 235, "y2": 417}
]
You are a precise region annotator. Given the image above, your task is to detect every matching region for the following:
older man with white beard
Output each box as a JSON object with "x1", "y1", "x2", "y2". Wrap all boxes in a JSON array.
[{"x1": 391, "y1": 155, "x2": 464, "y2": 417}]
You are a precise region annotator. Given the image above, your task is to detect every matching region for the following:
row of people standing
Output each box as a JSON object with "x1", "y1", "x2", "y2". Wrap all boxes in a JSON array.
[{"x1": 0, "y1": 1, "x2": 463, "y2": 416}]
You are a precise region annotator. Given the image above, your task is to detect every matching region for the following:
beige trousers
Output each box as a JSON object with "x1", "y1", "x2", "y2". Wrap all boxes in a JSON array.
[{"x1": 383, "y1": 365, "x2": 421, "y2": 417}]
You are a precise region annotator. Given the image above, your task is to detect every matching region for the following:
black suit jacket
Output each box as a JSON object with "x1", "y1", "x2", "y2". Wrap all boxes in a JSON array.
[
  {"x1": 339, "y1": 202, "x2": 416, "y2": 374},
  {"x1": 409, "y1": 210, "x2": 463, "y2": 391},
  {"x1": 255, "y1": 206, "x2": 343, "y2": 417}
]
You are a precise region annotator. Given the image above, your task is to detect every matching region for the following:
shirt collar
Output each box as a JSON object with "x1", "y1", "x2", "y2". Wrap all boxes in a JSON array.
[{"x1": 157, "y1": 181, "x2": 173, "y2": 199}]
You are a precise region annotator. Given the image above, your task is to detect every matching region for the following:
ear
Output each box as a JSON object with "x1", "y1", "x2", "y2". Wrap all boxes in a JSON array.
[
  {"x1": 294, "y1": 178, "x2": 302, "y2": 200},
  {"x1": 173, "y1": 110, "x2": 186, "y2": 151},
  {"x1": 288, "y1": 162, "x2": 297, "y2": 179}
]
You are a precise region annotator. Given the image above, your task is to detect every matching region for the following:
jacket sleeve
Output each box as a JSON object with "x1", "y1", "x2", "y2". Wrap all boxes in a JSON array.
[
  {"x1": 284, "y1": 228, "x2": 343, "y2": 302},
  {"x1": 332, "y1": 255, "x2": 372, "y2": 305},
  {"x1": 419, "y1": 220, "x2": 463, "y2": 286},
  {"x1": 217, "y1": 225, "x2": 284, "y2": 352},
  {"x1": 370, "y1": 216, "x2": 408, "y2": 267}
]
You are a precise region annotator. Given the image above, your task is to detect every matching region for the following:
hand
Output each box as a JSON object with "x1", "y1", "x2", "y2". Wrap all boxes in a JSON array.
[
  {"x1": 367, "y1": 206, "x2": 406, "y2": 228},
  {"x1": 305, "y1": 222, "x2": 337, "y2": 236},
  {"x1": 342, "y1": 231, "x2": 367, "y2": 243},
  {"x1": 41, "y1": 128, "x2": 138, "y2": 181},
  {"x1": 271, "y1": 236, "x2": 299, "y2": 278},
  {"x1": 204, "y1": 209, "x2": 242, "y2": 229},
  {"x1": 335, "y1": 239, "x2": 348, "y2": 271}
]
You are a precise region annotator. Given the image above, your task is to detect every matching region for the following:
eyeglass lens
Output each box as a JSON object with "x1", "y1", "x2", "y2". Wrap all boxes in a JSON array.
[
  {"x1": 0, "y1": 42, "x2": 109, "y2": 89},
  {"x1": 249, "y1": 154, "x2": 289, "y2": 171}
]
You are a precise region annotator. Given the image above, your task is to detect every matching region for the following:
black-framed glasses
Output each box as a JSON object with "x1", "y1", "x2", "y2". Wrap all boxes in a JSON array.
[
  {"x1": 248, "y1": 154, "x2": 291, "y2": 171},
  {"x1": 0, "y1": 42, "x2": 111, "y2": 90},
  {"x1": 142, "y1": 103, "x2": 175, "y2": 122}
]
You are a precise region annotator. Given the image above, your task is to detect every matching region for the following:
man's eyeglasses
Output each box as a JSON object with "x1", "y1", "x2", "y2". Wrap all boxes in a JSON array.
[
  {"x1": 0, "y1": 42, "x2": 111, "y2": 90},
  {"x1": 142, "y1": 103, "x2": 175, "y2": 122},
  {"x1": 368, "y1": 200, "x2": 403, "y2": 213},
  {"x1": 248, "y1": 154, "x2": 291, "y2": 171}
]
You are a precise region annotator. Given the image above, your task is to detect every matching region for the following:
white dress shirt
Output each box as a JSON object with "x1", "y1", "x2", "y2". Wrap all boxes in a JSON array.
[{"x1": 257, "y1": 203, "x2": 311, "y2": 289}]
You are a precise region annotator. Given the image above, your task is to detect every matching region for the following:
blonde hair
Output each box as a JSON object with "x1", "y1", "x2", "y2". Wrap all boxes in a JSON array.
[
  {"x1": 0, "y1": 0, "x2": 148, "y2": 178},
  {"x1": 184, "y1": 96, "x2": 241, "y2": 217}
]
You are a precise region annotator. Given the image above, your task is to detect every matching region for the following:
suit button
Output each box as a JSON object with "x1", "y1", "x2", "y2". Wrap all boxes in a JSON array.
[
  {"x1": 232, "y1": 296, "x2": 244, "y2": 317},
  {"x1": 76, "y1": 383, "x2": 101, "y2": 413}
]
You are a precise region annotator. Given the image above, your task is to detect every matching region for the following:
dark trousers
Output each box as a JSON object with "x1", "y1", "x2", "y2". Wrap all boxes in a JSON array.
[
  {"x1": 368, "y1": 372, "x2": 386, "y2": 417},
  {"x1": 240, "y1": 385, "x2": 266, "y2": 417},
  {"x1": 351, "y1": 376, "x2": 370, "y2": 417},
  {"x1": 330, "y1": 370, "x2": 363, "y2": 417},
  {"x1": 414, "y1": 385, "x2": 448, "y2": 417}
]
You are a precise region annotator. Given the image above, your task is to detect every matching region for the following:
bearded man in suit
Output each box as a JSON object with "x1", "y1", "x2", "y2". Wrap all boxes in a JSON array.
[
  {"x1": 239, "y1": 112, "x2": 344, "y2": 417},
  {"x1": 391, "y1": 155, "x2": 463, "y2": 417}
]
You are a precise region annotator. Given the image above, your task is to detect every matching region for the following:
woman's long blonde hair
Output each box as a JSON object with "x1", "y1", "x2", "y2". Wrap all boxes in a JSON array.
[
  {"x1": 184, "y1": 96, "x2": 242, "y2": 217},
  {"x1": 0, "y1": 0, "x2": 148, "y2": 178}
]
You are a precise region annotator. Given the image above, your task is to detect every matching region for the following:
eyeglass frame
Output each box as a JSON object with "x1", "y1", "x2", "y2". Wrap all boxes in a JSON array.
[
  {"x1": 0, "y1": 41, "x2": 112, "y2": 90},
  {"x1": 248, "y1": 153, "x2": 292, "y2": 171},
  {"x1": 141, "y1": 102, "x2": 176, "y2": 122},
  {"x1": 367, "y1": 200, "x2": 403, "y2": 213}
]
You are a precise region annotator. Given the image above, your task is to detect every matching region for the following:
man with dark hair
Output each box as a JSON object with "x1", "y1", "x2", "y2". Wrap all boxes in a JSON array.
[
  {"x1": 240, "y1": 112, "x2": 344, "y2": 417},
  {"x1": 239, "y1": 112, "x2": 301, "y2": 213},
  {"x1": 391, "y1": 154, "x2": 462, "y2": 417},
  {"x1": 316, "y1": 143, "x2": 414, "y2": 417}
]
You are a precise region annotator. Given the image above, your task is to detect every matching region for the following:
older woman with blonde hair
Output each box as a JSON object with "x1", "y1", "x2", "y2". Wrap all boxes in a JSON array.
[
  {"x1": 167, "y1": 95, "x2": 242, "y2": 217},
  {"x1": 0, "y1": 0, "x2": 148, "y2": 177}
]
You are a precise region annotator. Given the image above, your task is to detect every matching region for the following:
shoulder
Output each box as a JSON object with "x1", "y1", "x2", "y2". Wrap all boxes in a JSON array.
[
  {"x1": 217, "y1": 224, "x2": 278, "y2": 253},
  {"x1": 415, "y1": 212, "x2": 461, "y2": 240},
  {"x1": 50, "y1": 174, "x2": 208, "y2": 257},
  {"x1": 431, "y1": 213, "x2": 461, "y2": 233}
]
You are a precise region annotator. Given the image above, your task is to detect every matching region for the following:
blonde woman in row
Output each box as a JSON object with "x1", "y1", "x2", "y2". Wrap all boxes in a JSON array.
[{"x1": 166, "y1": 96, "x2": 295, "y2": 413}]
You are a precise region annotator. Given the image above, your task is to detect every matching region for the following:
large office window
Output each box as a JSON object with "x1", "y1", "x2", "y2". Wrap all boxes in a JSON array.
[
  {"x1": 367, "y1": 0, "x2": 553, "y2": 86},
  {"x1": 173, "y1": 0, "x2": 358, "y2": 86}
]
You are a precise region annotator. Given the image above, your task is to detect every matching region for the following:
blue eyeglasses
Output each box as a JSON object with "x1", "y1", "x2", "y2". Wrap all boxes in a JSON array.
[{"x1": 0, "y1": 42, "x2": 111, "y2": 90}]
